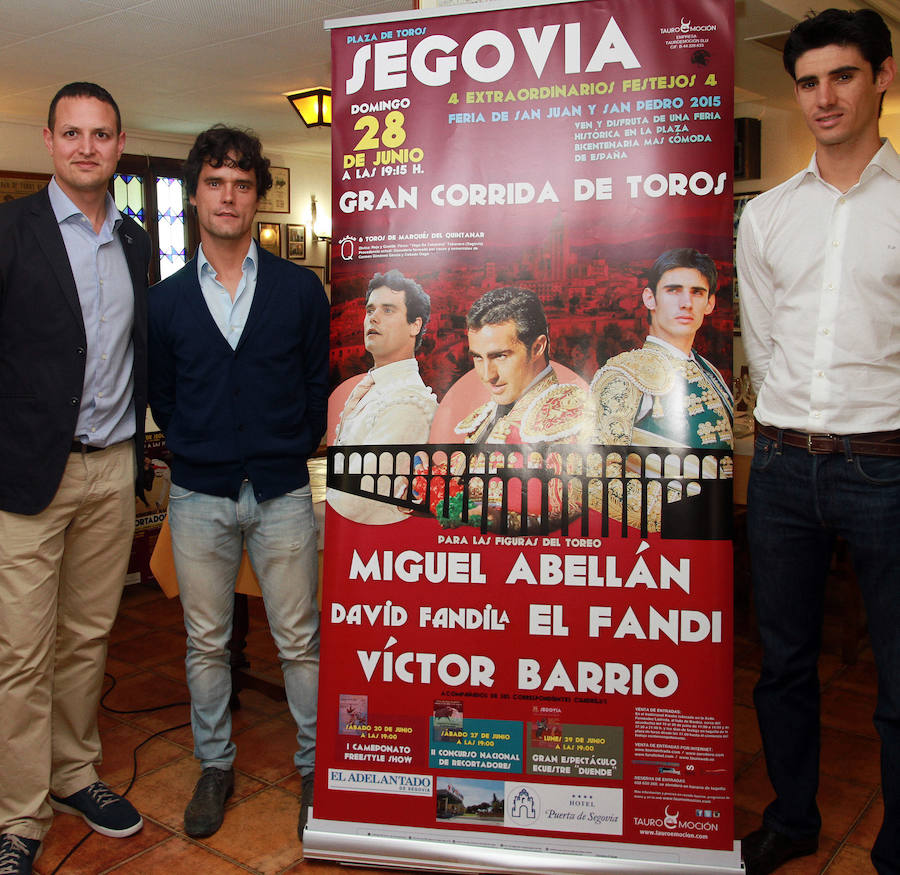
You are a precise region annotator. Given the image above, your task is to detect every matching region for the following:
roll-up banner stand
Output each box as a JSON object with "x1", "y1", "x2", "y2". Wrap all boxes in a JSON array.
[{"x1": 309, "y1": 0, "x2": 741, "y2": 870}]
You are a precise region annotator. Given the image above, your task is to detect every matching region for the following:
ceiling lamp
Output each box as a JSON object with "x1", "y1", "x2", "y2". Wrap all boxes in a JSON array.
[{"x1": 285, "y1": 87, "x2": 332, "y2": 128}]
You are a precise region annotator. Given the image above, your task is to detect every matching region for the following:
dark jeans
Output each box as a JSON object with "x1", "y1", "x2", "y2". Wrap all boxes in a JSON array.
[{"x1": 748, "y1": 433, "x2": 900, "y2": 874}]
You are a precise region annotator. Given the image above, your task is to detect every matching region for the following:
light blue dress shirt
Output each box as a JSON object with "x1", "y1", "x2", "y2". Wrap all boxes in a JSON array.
[
  {"x1": 48, "y1": 177, "x2": 136, "y2": 448},
  {"x1": 197, "y1": 240, "x2": 258, "y2": 350}
]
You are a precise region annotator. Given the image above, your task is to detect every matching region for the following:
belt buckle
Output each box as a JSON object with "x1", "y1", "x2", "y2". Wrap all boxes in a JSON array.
[{"x1": 808, "y1": 433, "x2": 838, "y2": 454}]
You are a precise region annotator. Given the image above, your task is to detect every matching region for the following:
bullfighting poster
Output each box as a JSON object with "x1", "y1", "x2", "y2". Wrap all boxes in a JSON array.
[
  {"x1": 127, "y1": 430, "x2": 172, "y2": 586},
  {"x1": 310, "y1": 0, "x2": 740, "y2": 871}
]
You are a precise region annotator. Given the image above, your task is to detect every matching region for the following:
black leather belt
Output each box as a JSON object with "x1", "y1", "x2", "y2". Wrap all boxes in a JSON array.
[
  {"x1": 70, "y1": 441, "x2": 105, "y2": 454},
  {"x1": 756, "y1": 423, "x2": 900, "y2": 456}
]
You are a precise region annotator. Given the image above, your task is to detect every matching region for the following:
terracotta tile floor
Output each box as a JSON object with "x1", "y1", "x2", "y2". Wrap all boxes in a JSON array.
[{"x1": 34, "y1": 579, "x2": 882, "y2": 874}]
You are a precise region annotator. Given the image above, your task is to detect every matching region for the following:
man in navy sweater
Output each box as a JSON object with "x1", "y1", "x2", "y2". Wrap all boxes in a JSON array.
[{"x1": 148, "y1": 125, "x2": 328, "y2": 841}]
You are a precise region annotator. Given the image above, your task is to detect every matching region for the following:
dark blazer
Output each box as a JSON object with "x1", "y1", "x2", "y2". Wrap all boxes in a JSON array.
[
  {"x1": 148, "y1": 248, "x2": 329, "y2": 502},
  {"x1": 0, "y1": 186, "x2": 151, "y2": 515}
]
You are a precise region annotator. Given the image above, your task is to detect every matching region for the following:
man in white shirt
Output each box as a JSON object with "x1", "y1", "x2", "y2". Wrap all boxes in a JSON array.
[
  {"x1": 737, "y1": 9, "x2": 900, "y2": 875},
  {"x1": 588, "y1": 247, "x2": 733, "y2": 450},
  {"x1": 328, "y1": 270, "x2": 437, "y2": 524}
]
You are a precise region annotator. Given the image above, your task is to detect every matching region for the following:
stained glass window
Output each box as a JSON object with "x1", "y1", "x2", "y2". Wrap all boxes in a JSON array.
[
  {"x1": 156, "y1": 176, "x2": 187, "y2": 280},
  {"x1": 113, "y1": 170, "x2": 189, "y2": 282},
  {"x1": 113, "y1": 174, "x2": 145, "y2": 227}
]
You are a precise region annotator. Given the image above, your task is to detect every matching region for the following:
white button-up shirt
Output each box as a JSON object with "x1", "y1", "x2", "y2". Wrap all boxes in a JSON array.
[{"x1": 737, "y1": 139, "x2": 900, "y2": 434}]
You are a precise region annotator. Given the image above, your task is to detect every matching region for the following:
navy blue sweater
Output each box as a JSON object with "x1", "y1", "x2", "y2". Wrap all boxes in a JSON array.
[{"x1": 148, "y1": 249, "x2": 328, "y2": 502}]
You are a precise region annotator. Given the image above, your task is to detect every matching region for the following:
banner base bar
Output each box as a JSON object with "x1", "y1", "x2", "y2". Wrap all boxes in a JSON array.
[{"x1": 303, "y1": 816, "x2": 744, "y2": 874}]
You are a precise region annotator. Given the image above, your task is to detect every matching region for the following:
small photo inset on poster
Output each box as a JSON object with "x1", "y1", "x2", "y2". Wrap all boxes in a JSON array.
[
  {"x1": 433, "y1": 699, "x2": 463, "y2": 727},
  {"x1": 339, "y1": 694, "x2": 368, "y2": 735},
  {"x1": 529, "y1": 705, "x2": 562, "y2": 749},
  {"x1": 435, "y1": 777, "x2": 504, "y2": 824},
  {"x1": 433, "y1": 698, "x2": 463, "y2": 740}
]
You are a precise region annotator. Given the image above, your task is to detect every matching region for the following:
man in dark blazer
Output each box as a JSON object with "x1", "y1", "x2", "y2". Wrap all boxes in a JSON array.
[
  {"x1": 0, "y1": 82, "x2": 149, "y2": 873},
  {"x1": 148, "y1": 126, "x2": 328, "y2": 843}
]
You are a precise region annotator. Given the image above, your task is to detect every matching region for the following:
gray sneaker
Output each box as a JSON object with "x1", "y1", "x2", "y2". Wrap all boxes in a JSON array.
[
  {"x1": 0, "y1": 834, "x2": 41, "y2": 875},
  {"x1": 184, "y1": 767, "x2": 234, "y2": 837}
]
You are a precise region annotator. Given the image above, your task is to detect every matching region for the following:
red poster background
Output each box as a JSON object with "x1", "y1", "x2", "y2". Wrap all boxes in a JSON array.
[{"x1": 317, "y1": 0, "x2": 736, "y2": 862}]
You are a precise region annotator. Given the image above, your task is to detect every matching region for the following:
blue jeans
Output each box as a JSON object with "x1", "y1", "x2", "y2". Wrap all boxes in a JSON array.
[
  {"x1": 748, "y1": 434, "x2": 900, "y2": 874},
  {"x1": 168, "y1": 481, "x2": 319, "y2": 775}
]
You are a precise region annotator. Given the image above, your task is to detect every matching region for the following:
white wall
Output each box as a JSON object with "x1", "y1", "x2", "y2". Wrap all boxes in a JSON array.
[
  {"x1": 0, "y1": 119, "x2": 332, "y2": 269},
  {"x1": 0, "y1": 119, "x2": 193, "y2": 171},
  {"x1": 736, "y1": 102, "x2": 900, "y2": 195},
  {"x1": 734, "y1": 103, "x2": 810, "y2": 195}
]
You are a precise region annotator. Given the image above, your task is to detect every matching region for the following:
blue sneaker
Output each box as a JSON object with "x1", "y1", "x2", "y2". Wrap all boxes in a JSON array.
[
  {"x1": 49, "y1": 781, "x2": 143, "y2": 837},
  {"x1": 0, "y1": 834, "x2": 41, "y2": 874}
]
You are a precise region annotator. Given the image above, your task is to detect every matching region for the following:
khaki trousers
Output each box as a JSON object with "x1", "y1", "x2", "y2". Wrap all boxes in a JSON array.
[{"x1": 0, "y1": 442, "x2": 135, "y2": 840}]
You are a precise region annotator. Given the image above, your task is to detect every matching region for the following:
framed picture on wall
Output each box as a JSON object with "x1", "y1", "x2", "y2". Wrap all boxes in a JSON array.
[
  {"x1": 286, "y1": 224, "x2": 306, "y2": 260},
  {"x1": 258, "y1": 166, "x2": 290, "y2": 213},
  {"x1": 0, "y1": 169, "x2": 51, "y2": 202},
  {"x1": 257, "y1": 222, "x2": 281, "y2": 257}
]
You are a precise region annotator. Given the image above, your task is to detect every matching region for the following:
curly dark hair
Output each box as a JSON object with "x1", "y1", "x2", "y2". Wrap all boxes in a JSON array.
[
  {"x1": 366, "y1": 269, "x2": 431, "y2": 351},
  {"x1": 183, "y1": 124, "x2": 273, "y2": 198}
]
